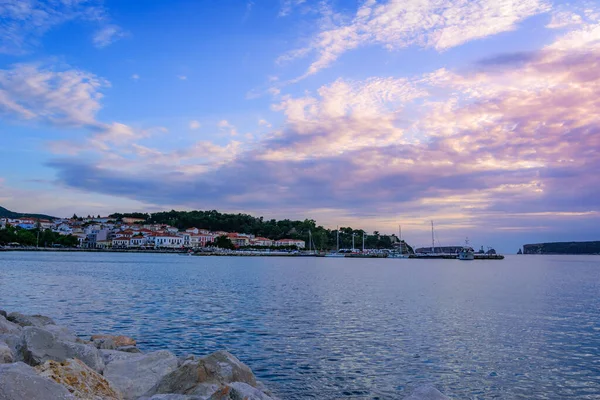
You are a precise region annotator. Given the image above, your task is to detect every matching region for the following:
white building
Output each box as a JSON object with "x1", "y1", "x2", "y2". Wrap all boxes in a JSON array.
[
  {"x1": 274, "y1": 239, "x2": 305, "y2": 249},
  {"x1": 190, "y1": 233, "x2": 215, "y2": 248},
  {"x1": 154, "y1": 235, "x2": 184, "y2": 248}
]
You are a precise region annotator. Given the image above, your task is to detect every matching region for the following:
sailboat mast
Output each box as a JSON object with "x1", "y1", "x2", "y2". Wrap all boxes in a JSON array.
[
  {"x1": 336, "y1": 227, "x2": 339, "y2": 252},
  {"x1": 362, "y1": 232, "x2": 365, "y2": 252},
  {"x1": 431, "y1": 220, "x2": 435, "y2": 254}
]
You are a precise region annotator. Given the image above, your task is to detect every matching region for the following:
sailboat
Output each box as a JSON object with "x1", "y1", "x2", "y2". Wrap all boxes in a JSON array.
[
  {"x1": 325, "y1": 228, "x2": 346, "y2": 257},
  {"x1": 388, "y1": 225, "x2": 410, "y2": 258}
]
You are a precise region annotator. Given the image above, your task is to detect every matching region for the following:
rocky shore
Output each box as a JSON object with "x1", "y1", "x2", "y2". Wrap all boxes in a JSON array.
[{"x1": 0, "y1": 309, "x2": 450, "y2": 399}]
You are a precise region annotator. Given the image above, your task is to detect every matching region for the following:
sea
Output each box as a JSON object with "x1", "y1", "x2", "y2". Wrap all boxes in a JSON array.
[{"x1": 1, "y1": 252, "x2": 599, "y2": 399}]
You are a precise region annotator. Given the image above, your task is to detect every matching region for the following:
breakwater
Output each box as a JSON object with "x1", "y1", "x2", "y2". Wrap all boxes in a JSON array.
[{"x1": 0, "y1": 309, "x2": 450, "y2": 399}]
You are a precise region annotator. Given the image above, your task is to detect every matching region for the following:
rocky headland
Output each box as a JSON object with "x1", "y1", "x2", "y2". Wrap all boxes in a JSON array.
[{"x1": 0, "y1": 309, "x2": 450, "y2": 399}]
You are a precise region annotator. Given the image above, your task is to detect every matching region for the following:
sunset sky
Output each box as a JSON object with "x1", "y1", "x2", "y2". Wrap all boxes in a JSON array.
[{"x1": 1, "y1": 0, "x2": 599, "y2": 252}]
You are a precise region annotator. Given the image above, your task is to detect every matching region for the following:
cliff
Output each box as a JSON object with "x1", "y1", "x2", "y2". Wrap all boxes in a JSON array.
[{"x1": 522, "y1": 241, "x2": 600, "y2": 255}]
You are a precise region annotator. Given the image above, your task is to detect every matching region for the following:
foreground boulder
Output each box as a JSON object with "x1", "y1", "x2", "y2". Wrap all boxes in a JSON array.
[
  {"x1": 17, "y1": 326, "x2": 104, "y2": 373},
  {"x1": 0, "y1": 362, "x2": 74, "y2": 400},
  {"x1": 7, "y1": 312, "x2": 55, "y2": 327},
  {"x1": 44, "y1": 324, "x2": 78, "y2": 342},
  {"x1": 0, "y1": 342, "x2": 13, "y2": 364},
  {"x1": 36, "y1": 358, "x2": 123, "y2": 400},
  {"x1": 0, "y1": 316, "x2": 20, "y2": 335},
  {"x1": 91, "y1": 334, "x2": 136, "y2": 349},
  {"x1": 100, "y1": 349, "x2": 145, "y2": 365},
  {"x1": 103, "y1": 350, "x2": 179, "y2": 399},
  {"x1": 209, "y1": 382, "x2": 274, "y2": 400},
  {"x1": 404, "y1": 385, "x2": 450, "y2": 400},
  {"x1": 147, "y1": 350, "x2": 256, "y2": 396}
]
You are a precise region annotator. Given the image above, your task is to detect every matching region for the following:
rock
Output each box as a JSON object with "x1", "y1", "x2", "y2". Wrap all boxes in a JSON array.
[
  {"x1": 404, "y1": 385, "x2": 450, "y2": 400},
  {"x1": 188, "y1": 383, "x2": 220, "y2": 397},
  {"x1": 17, "y1": 326, "x2": 104, "y2": 373},
  {"x1": 208, "y1": 383, "x2": 273, "y2": 400},
  {"x1": 0, "y1": 316, "x2": 20, "y2": 335},
  {"x1": 0, "y1": 362, "x2": 74, "y2": 400},
  {"x1": 147, "y1": 351, "x2": 256, "y2": 397},
  {"x1": 44, "y1": 324, "x2": 77, "y2": 342},
  {"x1": 0, "y1": 310, "x2": 7, "y2": 318},
  {"x1": 0, "y1": 334, "x2": 19, "y2": 354},
  {"x1": 7, "y1": 312, "x2": 55, "y2": 327},
  {"x1": 91, "y1": 334, "x2": 136, "y2": 348},
  {"x1": 36, "y1": 358, "x2": 123, "y2": 400},
  {"x1": 0, "y1": 342, "x2": 13, "y2": 363},
  {"x1": 100, "y1": 349, "x2": 144, "y2": 365},
  {"x1": 140, "y1": 395, "x2": 207, "y2": 400},
  {"x1": 117, "y1": 345, "x2": 142, "y2": 353},
  {"x1": 103, "y1": 350, "x2": 179, "y2": 400},
  {"x1": 140, "y1": 396, "x2": 207, "y2": 400}
]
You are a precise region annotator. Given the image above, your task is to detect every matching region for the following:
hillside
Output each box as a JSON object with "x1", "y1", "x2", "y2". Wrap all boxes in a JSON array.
[
  {"x1": 109, "y1": 209, "x2": 399, "y2": 250},
  {"x1": 523, "y1": 241, "x2": 600, "y2": 255},
  {"x1": 0, "y1": 206, "x2": 57, "y2": 221}
]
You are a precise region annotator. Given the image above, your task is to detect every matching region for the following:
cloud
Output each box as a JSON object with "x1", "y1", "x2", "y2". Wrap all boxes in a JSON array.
[
  {"x1": 282, "y1": 0, "x2": 551, "y2": 79},
  {"x1": 93, "y1": 25, "x2": 126, "y2": 48},
  {"x1": 131, "y1": 74, "x2": 140, "y2": 81},
  {"x1": 189, "y1": 120, "x2": 201, "y2": 130},
  {"x1": 42, "y1": 19, "x2": 600, "y2": 248},
  {"x1": 218, "y1": 119, "x2": 238, "y2": 136},
  {"x1": 178, "y1": 75, "x2": 187, "y2": 80},
  {"x1": 0, "y1": 63, "x2": 107, "y2": 126},
  {"x1": 0, "y1": 0, "x2": 122, "y2": 54},
  {"x1": 258, "y1": 119, "x2": 272, "y2": 128},
  {"x1": 279, "y1": 0, "x2": 306, "y2": 17}
]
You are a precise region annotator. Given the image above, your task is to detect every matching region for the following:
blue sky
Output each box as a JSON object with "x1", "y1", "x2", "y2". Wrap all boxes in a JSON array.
[{"x1": 1, "y1": 0, "x2": 600, "y2": 252}]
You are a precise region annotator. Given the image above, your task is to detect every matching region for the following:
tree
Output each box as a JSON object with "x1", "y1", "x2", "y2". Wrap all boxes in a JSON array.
[
  {"x1": 213, "y1": 235, "x2": 235, "y2": 250},
  {"x1": 72, "y1": 214, "x2": 78, "y2": 219}
]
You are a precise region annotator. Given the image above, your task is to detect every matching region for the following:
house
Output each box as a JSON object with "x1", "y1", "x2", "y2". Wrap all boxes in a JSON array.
[
  {"x1": 251, "y1": 237, "x2": 273, "y2": 246},
  {"x1": 154, "y1": 235, "x2": 184, "y2": 248},
  {"x1": 227, "y1": 233, "x2": 250, "y2": 247},
  {"x1": 130, "y1": 234, "x2": 146, "y2": 247},
  {"x1": 274, "y1": 239, "x2": 305, "y2": 249},
  {"x1": 190, "y1": 233, "x2": 215, "y2": 248},
  {"x1": 113, "y1": 236, "x2": 131, "y2": 248},
  {"x1": 185, "y1": 227, "x2": 199, "y2": 235}
]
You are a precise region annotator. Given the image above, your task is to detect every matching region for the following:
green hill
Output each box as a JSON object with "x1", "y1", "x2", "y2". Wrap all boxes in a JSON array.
[{"x1": 0, "y1": 206, "x2": 57, "y2": 221}]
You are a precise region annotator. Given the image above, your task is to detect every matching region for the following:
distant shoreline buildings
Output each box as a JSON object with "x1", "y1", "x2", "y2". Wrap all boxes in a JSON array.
[{"x1": 0, "y1": 216, "x2": 305, "y2": 250}]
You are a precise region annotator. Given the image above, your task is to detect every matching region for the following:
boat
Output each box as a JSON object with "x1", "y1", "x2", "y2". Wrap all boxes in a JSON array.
[
  {"x1": 325, "y1": 228, "x2": 346, "y2": 257},
  {"x1": 389, "y1": 225, "x2": 409, "y2": 258},
  {"x1": 458, "y1": 238, "x2": 475, "y2": 260}
]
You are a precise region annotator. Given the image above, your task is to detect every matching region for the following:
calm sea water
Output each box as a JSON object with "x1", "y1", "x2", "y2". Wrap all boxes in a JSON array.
[{"x1": 0, "y1": 252, "x2": 599, "y2": 399}]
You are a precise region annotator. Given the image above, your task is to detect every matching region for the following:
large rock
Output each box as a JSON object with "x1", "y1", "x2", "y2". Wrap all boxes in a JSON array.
[
  {"x1": 91, "y1": 334, "x2": 136, "y2": 348},
  {"x1": 17, "y1": 326, "x2": 104, "y2": 373},
  {"x1": 100, "y1": 349, "x2": 144, "y2": 365},
  {"x1": 0, "y1": 310, "x2": 7, "y2": 318},
  {"x1": 404, "y1": 385, "x2": 450, "y2": 400},
  {"x1": 208, "y1": 383, "x2": 274, "y2": 400},
  {"x1": 103, "y1": 350, "x2": 179, "y2": 399},
  {"x1": 147, "y1": 351, "x2": 256, "y2": 396},
  {"x1": 140, "y1": 396, "x2": 207, "y2": 400},
  {"x1": 0, "y1": 362, "x2": 74, "y2": 400},
  {"x1": 36, "y1": 358, "x2": 123, "y2": 400},
  {"x1": 44, "y1": 325, "x2": 78, "y2": 342},
  {"x1": 7, "y1": 312, "x2": 55, "y2": 327},
  {"x1": 0, "y1": 316, "x2": 20, "y2": 335},
  {"x1": 0, "y1": 342, "x2": 13, "y2": 363},
  {"x1": 0, "y1": 335, "x2": 19, "y2": 355}
]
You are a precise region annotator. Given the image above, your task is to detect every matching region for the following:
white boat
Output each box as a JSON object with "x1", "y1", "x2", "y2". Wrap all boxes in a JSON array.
[
  {"x1": 458, "y1": 238, "x2": 475, "y2": 260},
  {"x1": 389, "y1": 224, "x2": 410, "y2": 258}
]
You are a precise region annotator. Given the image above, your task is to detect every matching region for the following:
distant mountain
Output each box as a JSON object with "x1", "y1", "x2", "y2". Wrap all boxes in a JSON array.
[
  {"x1": 523, "y1": 241, "x2": 600, "y2": 255},
  {"x1": 0, "y1": 206, "x2": 57, "y2": 221}
]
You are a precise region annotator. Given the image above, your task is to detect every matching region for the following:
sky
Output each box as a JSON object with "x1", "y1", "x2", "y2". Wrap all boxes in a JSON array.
[{"x1": 1, "y1": 0, "x2": 599, "y2": 253}]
